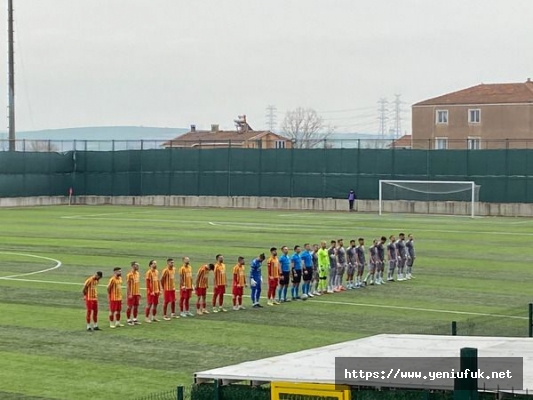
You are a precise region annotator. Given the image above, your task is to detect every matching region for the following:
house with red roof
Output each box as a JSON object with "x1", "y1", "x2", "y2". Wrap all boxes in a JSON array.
[{"x1": 412, "y1": 79, "x2": 533, "y2": 149}]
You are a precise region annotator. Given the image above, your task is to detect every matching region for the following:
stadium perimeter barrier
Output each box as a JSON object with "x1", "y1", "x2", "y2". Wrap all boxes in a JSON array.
[{"x1": 2, "y1": 144, "x2": 533, "y2": 203}]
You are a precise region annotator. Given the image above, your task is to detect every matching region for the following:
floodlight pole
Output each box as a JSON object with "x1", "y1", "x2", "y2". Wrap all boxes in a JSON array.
[{"x1": 8, "y1": 0, "x2": 16, "y2": 151}]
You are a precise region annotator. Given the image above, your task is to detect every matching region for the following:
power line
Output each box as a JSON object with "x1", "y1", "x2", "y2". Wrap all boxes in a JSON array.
[
  {"x1": 377, "y1": 98, "x2": 389, "y2": 139},
  {"x1": 318, "y1": 106, "x2": 376, "y2": 114},
  {"x1": 265, "y1": 105, "x2": 277, "y2": 132}
]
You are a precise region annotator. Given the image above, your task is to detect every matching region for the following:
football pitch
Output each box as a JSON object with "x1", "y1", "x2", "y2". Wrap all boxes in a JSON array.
[{"x1": 0, "y1": 205, "x2": 532, "y2": 400}]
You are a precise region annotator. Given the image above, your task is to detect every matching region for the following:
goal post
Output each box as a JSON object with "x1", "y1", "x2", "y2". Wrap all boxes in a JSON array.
[{"x1": 378, "y1": 180, "x2": 480, "y2": 218}]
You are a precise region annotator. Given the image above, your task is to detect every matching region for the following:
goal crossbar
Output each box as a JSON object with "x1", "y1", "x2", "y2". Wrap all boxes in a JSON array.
[{"x1": 378, "y1": 180, "x2": 479, "y2": 218}]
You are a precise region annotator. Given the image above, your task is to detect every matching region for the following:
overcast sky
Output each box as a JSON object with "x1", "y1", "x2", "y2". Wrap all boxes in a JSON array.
[{"x1": 0, "y1": 0, "x2": 532, "y2": 134}]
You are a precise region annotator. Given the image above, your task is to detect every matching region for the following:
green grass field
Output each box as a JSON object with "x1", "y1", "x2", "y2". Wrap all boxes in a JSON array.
[{"x1": 1, "y1": 205, "x2": 532, "y2": 400}]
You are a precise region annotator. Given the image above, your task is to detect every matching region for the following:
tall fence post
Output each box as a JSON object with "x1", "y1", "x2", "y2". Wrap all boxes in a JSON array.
[
  {"x1": 176, "y1": 385, "x2": 184, "y2": 400},
  {"x1": 528, "y1": 303, "x2": 533, "y2": 337},
  {"x1": 214, "y1": 380, "x2": 220, "y2": 400},
  {"x1": 451, "y1": 321, "x2": 457, "y2": 336}
]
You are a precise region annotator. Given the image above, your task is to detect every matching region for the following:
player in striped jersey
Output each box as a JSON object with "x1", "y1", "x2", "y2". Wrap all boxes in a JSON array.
[
  {"x1": 232, "y1": 257, "x2": 246, "y2": 310},
  {"x1": 212, "y1": 254, "x2": 228, "y2": 313},
  {"x1": 195, "y1": 263, "x2": 214, "y2": 315},
  {"x1": 145, "y1": 260, "x2": 161, "y2": 323},
  {"x1": 83, "y1": 271, "x2": 103, "y2": 331},
  {"x1": 267, "y1": 248, "x2": 281, "y2": 305},
  {"x1": 161, "y1": 258, "x2": 178, "y2": 320},
  {"x1": 107, "y1": 267, "x2": 124, "y2": 328},
  {"x1": 126, "y1": 261, "x2": 141, "y2": 326},
  {"x1": 179, "y1": 257, "x2": 194, "y2": 317}
]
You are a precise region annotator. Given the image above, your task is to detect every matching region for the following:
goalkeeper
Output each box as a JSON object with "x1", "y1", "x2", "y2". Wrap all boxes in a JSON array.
[
  {"x1": 316, "y1": 241, "x2": 330, "y2": 294},
  {"x1": 250, "y1": 253, "x2": 266, "y2": 308}
]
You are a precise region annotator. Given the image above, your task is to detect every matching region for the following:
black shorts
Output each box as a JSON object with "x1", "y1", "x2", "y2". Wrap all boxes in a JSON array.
[
  {"x1": 292, "y1": 269, "x2": 302, "y2": 284},
  {"x1": 279, "y1": 272, "x2": 290, "y2": 285},
  {"x1": 303, "y1": 267, "x2": 313, "y2": 282}
]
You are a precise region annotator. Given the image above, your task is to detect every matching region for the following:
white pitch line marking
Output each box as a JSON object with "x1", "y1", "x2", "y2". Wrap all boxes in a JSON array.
[
  {"x1": 0, "y1": 275, "x2": 526, "y2": 320},
  {"x1": 0, "y1": 252, "x2": 62, "y2": 279},
  {"x1": 59, "y1": 215, "x2": 533, "y2": 236}
]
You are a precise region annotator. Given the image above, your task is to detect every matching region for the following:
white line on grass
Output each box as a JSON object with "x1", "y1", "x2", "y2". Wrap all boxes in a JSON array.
[
  {"x1": 0, "y1": 275, "x2": 526, "y2": 320},
  {"x1": 60, "y1": 214, "x2": 533, "y2": 236},
  {"x1": 0, "y1": 252, "x2": 62, "y2": 279}
]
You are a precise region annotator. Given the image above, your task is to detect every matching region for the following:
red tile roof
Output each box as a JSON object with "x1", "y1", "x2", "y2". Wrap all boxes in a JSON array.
[
  {"x1": 161, "y1": 129, "x2": 289, "y2": 147},
  {"x1": 388, "y1": 134, "x2": 412, "y2": 148},
  {"x1": 414, "y1": 80, "x2": 533, "y2": 106}
]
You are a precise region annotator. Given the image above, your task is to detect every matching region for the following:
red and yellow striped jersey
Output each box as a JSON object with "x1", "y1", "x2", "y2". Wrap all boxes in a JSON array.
[
  {"x1": 179, "y1": 265, "x2": 193, "y2": 289},
  {"x1": 126, "y1": 270, "x2": 140, "y2": 296},
  {"x1": 107, "y1": 276, "x2": 123, "y2": 301},
  {"x1": 214, "y1": 262, "x2": 226, "y2": 286},
  {"x1": 267, "y1": 256, "x2": 280, "y2": 278},
  {"x1": 195, "y1": 265, "x2": 210, "y2": 289},
  {"x1": 83, "y1": 276, "x2": 99, "y2": 301},
  {"x1": 160, "y1": 267, "x2": 176, "y2": 291},
  {"x1": 145, "y1": 269, "x2": 160, "y2": 294},
  {"x1": 232, "y1": 264, "x2": 245, "y2": 287}
]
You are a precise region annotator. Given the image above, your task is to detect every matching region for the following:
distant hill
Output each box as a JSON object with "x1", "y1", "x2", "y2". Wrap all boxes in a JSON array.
[{"x1": 0, "y1": 126, "x2": 189, "y2": 151}]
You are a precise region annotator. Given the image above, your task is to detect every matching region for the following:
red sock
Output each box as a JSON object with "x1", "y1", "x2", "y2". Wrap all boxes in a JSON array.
[
  {"x1": 180, "y1": 297, "x2": 185, "y2": 312},
  {"x1": 185, "y1": 297, "x2": 190, "y2": 311},
  {"x1": 152, "y1": 308, "x2": 157, "y2": 316},
  {"x1": 212, "y1": 295, "x2": 217, "y2": 307},
  {"x1": 171, "y1": 302, "x2": 176, "y2": 314},
  {"x1": 133, "y1": 306, "x2": 138, "y2": 319},
  {"x1": 238, "y1": 296, "x2": 242, "y2": 305},
  {"x1": 86, "y1": 310, "x2": 91, "y2": 324},
  {"x1": 163, "y1": 303, "x2": 168, "y2": 316},
  {"x1": 109, "y1": 315, "x2": 113, "y2": 322},
  {"x1": 93, "y1": 309, "x2": 98, "y2": 323},
  {"x1": 196, "y1": 300, "x2": 200, "y2": 310},
  {"x1": 233, "y1": 297, "x2": 236, "y2": 306},
  {"x1": 115, "y1": 313, "x2": 120, "y2": 321},
  {"x1": 219, "y1": 296, "x2": 223, "y2": 307},
  {"x1": 126, "y1": 308, "x2": 131, "y2": 319},
  {"x1": 202, "y1": 301, "x2": 206, "y2": 310},
  {"x1": 145, "y1": 307, "x2": 150, "y2": 318}
]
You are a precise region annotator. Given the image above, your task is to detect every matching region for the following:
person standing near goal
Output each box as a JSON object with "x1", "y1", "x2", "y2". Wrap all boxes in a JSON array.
[
  {"x1": 195, "y1": 263, "x2": 214, "y2": 315},
  {"x1": 267, "y1": 248, "x2": 281, "y2": 305},
  {"x1": 406, "y1": 234, "x2": 415, "y2": 279},
  {"x1": 387, "y1": 235, "x2": 397, "y2": 282},
  {"x1": 179, "y1": 257, "x2": 194, "y2": 317},
  {"x1": 145, "y1": 260, "x2": 160, "y2": 323},
  {"x1": 212, "y1": 254, "x2": 228, "y2": 313},
  {"x1": 83, "y1": 271, "x2": 103, "y2": 331},
  {"x1": 126, "y1": 262, "x2": 141, "y2": 326},
  {"x1": 161, "y1": 258, "x2": 178, "y2": 320},
  {"x1": 107, "y1": 267, "x2": 124, "y2": 328},
  {"x1": 348, "y1": 189, "x2": 356, "y2": 212},
  {"x1": 327, "y1": 240, "x2": 337, "y2": 294},
  {"x1": 396, "y1": 233, "x2": 407, "y2": 281}
]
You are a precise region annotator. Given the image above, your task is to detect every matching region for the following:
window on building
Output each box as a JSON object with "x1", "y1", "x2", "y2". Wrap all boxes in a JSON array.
[
  {"x1": 468, "y1": 109, "x2": 481, "y2": 124},
  {"x1": 275, "y1": 140, "x2": 286, "y2": 149},
  {"x1": 435, "y1": 137, "x2": 448, "y2": 150},
  {"x1": 467, "y1": 137, "x2": 481, "y2": 150},
  {"x1": 436, "y1": 110, "x2": 448, "y2": 124}
]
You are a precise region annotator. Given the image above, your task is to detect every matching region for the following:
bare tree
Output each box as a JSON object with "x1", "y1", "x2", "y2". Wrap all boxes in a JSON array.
[
  {"x1": 27, "y1": 140, "x2": 59, "y2": 152},
  {"x1": 282, "y1": 107, "x2": 333, "y2": 149}
]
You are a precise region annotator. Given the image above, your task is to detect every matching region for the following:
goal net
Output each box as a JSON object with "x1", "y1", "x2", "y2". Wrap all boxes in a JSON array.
[{"x1": 379, "y1": 180, "x2": 481, "y2": 217}]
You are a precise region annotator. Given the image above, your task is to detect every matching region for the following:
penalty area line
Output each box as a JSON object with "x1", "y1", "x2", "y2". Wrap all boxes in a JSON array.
[
  {"x1": 0, "y1": 252, "x2": 62, "y2": 280},
  {"x1": 0, "y1": 275, "x2": 526, "y2": 320}
]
